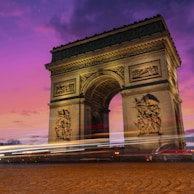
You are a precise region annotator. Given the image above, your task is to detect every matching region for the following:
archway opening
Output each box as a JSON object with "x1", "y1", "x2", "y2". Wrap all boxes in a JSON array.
[
  {"x1": 109, "y1": 94, "x2": 124, "y2": 146},
  {"x1": 84, "y1": 75, "x2": 122, "y2": 140}
]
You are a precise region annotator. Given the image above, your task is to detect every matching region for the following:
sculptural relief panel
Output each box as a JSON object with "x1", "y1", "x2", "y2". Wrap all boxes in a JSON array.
[
  {"x1": 134, "y1": 94, "x2": 162, "y2": 136},
  {"x1": 53, "y1": 79, "x2": 76, "y2": 97},
  {"x1": 54, "y1": 109, "x2": 72, "y2": 141},
  {"x1": 129, "y1": 60, "x2": 162, "y2": 82}
]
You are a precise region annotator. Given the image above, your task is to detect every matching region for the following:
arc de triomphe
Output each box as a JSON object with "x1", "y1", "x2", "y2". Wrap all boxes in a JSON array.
[{"x1": 45, "y1": 15, "x2": 185, "y2": 150}]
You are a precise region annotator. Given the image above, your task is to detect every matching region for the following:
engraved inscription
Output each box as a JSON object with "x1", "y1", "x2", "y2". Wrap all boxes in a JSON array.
[
  {"x1": 129, "y1": 60, "x2": 161, "y2": 82},
  {"x1": 54, "y1": 79, "x2": 76, "y2": 97}
]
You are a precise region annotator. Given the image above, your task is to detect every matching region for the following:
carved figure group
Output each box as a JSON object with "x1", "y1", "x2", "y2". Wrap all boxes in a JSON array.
[
  {"x1": 55, "y1": 109, "x2": 72, "y2": 140},
  {"x1": 134, "y1": 94, "x2": 161, "y2": 136},
  {"x1": 132, "y1": 65, "x2": 159, "y2": 80}
]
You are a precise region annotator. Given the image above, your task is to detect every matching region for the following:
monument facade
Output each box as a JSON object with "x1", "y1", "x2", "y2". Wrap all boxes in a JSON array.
[{"x1": 45, "y1": 15, "x2": 185, "y2": 150}]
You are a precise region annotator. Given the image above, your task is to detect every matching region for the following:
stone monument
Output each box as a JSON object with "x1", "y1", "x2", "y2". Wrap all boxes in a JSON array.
[{"x1": 45, "y1": 15, "x2": 185, "y2": 150}]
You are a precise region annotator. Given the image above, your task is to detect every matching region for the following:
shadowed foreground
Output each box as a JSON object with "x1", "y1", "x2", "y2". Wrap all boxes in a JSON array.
[{"x1": 0, "y1": 162, "x2": 194, "y2": 194}]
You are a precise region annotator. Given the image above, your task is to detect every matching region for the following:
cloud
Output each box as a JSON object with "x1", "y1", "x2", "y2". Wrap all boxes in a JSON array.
[
  {"x1": 30, "y1": 135, "x2": 41, "y2": 138},
  {"x1": 42, "y1": 86, "x2": 51, "y2": 91},
  {"x1": 185, "y1": 129, "x2": 194, "y2": 134},
  {"x1": 33, "y1": 24, "x2": 56, "y2": 37},
  {"x1": 164, "y1": 1, "x2": 194, "y2": 58},
  {"x1": 179, "y1": 74, "x2": 194, "y2": 112},
  {"x1": 185, "y1": 129, "x2": 194, "y2": 143},
  {"x1": 19, "y1": 134, "x2": 48, "y2": 145},
  {"x1": 18, "y1": 110, "x2": 38, "y2": 116},
  {"x1": 0, "y1": 1, "x2": 29, "y2": 18},
  {"x1": 13, "y1": 120, "x2": 23, "y2": 124},
  {"x1": 46, "y1": 0, "x2": 194, "y2": 56},
  {"x1": 48, "y1": 0, "x2": 142, "y2": 42},
  {"x1": 186, "y1": 47, "x2": 194, "y2": 73}
]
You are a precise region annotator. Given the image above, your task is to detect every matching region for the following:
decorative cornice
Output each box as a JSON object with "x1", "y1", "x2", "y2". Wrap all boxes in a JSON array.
[
  {"x1": 121, "y1": 80, "x2": 169, "y2": 97},
  {"x1": 121, "y1": 79, "x2": 169, "y2": 92},
  {"x1": 52, "y1": 15, "x2": 163, "y2": 51},
  {"x1": 48, "y1": 40, "x2": 165, "y2": 76},
  {"x1": 50, "y1": 94, "x2": 84, "y2": 104},
  {"x1": 50, "y1": 17, "x2": 165, "y2": 62}
]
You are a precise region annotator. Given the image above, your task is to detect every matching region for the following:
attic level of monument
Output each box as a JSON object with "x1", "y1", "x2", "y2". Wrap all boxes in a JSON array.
[{"x1": 46, "y1": 15, "x2": 180, "y2": 64}]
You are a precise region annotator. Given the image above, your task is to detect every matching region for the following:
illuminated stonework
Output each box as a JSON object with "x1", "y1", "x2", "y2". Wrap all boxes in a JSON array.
[
  {"x1": 55, "y1": 109, "x2": 72, "y2": 141},
  {"x1": 134, "y1": 94, "x2": 161, "y2": 136},
  {"x1": 53, "y1": 79, "x2": 76, "y2": 97},
  {"x1": 129, "y1": 60, "x2": 161, "y2": 82},
  {"x1": 46, "y1": 15, "x2": 185, "y2": 150}
]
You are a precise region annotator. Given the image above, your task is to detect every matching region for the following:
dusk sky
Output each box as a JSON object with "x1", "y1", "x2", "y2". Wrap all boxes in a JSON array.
[{"x1": 0, "y1": 0, "x2": 194, "y2": 145}]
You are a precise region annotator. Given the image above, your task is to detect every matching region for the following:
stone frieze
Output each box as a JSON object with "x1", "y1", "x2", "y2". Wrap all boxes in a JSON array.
[
  {"x1": 129, "y1": 60, "x2": 161, "y2": 82},
  {"x1": 53, "y1": 79, "x2": 76, "y2": 97},
  {"x1": 50, "y1": 41, "x2": 165, "y2": 76}
]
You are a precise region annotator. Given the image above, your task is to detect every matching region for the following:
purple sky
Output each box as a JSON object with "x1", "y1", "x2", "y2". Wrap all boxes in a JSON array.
[{"x1": 0, "y1": 0, "x2": 194, "y2": 144}]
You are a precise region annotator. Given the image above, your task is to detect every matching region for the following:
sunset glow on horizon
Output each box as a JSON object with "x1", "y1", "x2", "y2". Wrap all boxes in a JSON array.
[{"x1": 0, "y1": 0, "x2": 194, "y2": 145}]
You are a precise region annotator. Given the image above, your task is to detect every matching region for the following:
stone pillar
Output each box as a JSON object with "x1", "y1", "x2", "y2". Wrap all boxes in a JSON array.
[
  {"x1": 121, "y1": 48, "x2": 184, "y2": 150},
  {"x1": 48, "y1": 98, "x2": 84, "y2": 143}
]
